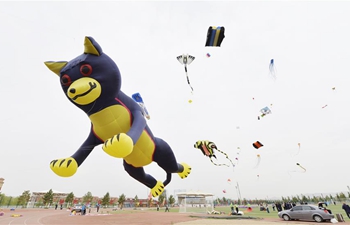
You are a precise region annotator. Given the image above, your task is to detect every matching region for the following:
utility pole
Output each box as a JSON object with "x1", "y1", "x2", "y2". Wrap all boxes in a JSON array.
[
  {"x1": 0, "y1": 178, "x2": 4, "y2": 193},
  {"x1": 236, "y1": 182, "x2": 242, "y2": 204},
  {"x1": 0, "y1": 178, "x2": 4, "y2": 206}
]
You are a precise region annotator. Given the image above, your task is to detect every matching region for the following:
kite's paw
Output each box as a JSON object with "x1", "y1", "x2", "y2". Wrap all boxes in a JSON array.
[
  {"x1": 103, "y1": 133, "x2": 133, "y2": 158},
  {"x1": 50, "y1": 157, "x2": 78, "y2": 177},
  {"x1": 151, "y1": 181, "x2": 165, "y2": 197},
  {"x1": 178, "y1": 163, "x2": 191, "y2": 179}
]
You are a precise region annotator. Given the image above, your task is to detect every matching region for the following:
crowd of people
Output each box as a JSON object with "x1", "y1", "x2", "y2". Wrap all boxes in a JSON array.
[{"x1": 60, "y1": 199, "x2": 350, "y2": 219}]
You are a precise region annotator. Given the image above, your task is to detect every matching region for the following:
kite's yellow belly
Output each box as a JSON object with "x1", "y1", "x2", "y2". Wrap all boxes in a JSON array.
[{"x1": 89, "y1": 105, "x2": 155, "y2": 167}]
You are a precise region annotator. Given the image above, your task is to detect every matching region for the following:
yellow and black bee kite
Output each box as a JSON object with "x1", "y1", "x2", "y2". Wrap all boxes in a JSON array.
[{"x1": 194, "y1": 140, "x2": 234, "y2": 168}]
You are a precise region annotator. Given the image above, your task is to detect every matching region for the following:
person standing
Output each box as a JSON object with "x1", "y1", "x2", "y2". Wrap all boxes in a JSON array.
[
  {"x1": 247, "y1": 203, "x2": 252, "y2": 212},
  {"x1": 276, "y1": 202, "x2": 282, "y2": 212},
  {"x1": 230, "y1": 202, "x2": 234, "y2": 212},
  {"x1": 266, "y1": 203, "x2": 270, "y2": 213},
  {"x1": 342, "y1": 203, "x2": 350, "y2": 219},
  {"x1": 81, "y1": 204, "x2": 86, "y2": 215},
  {"x1": 96, "y1": 203, "x2": 100, "y2": 213},
  {"x1": 234, "y1": 203, "x2": 239, "y2": 214},
  {"x1": 165, "y1": 205, "x2": 170, "y2": 212}
]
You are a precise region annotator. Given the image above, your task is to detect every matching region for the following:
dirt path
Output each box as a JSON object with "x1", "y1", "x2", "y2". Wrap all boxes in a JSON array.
[{"x1": 0, "y1": 208, "x2": 347, "y2": 225}]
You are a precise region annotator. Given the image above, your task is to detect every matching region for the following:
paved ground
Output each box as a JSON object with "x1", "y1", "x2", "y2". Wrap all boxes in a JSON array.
[{"x1": 0, "y1": 208, "x2": 347, "y2": 225}]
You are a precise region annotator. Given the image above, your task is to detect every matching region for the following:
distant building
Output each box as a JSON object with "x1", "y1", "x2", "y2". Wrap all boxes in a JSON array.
[
  {"x1": 177, "y1": 191, "x2": 214, "y2": 205},
  {"x1": 176, "y1": 191, "x2": 214, "y2": 213},
  {"x1": 27, "y1": 190, "x2": 69, "y2": 208}
]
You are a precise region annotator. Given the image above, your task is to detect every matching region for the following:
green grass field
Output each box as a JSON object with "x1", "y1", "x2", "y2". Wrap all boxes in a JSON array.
[
  {"x1": 216, "y1": 204, "x2": 348, "y2": 221},
  {"x1": 139, "y1": 204, "x2": 350, "y2": 222}
]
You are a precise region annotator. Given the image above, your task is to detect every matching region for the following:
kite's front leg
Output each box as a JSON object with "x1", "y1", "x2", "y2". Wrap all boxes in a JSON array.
[
  {"x1": 102, "y1": 133, "x2": 134, "y2": 158},
  {"x1": 103, "y1": 111, "x2": 146, "y2": 158},
  {"x1": 50, "y1": 157, "x2": 78, "y2": 177},
  {"x1": 50, "y1": 133, "x2": 98, "y2": 177}
]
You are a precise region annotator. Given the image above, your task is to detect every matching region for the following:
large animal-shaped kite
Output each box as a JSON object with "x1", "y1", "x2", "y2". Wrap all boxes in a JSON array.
[
  {"x1": 131, "y1": 92, "x2": 150, "y2": 120},
  {"x1": 44, "y1": 36, "x2": 191, "y2": 197}
]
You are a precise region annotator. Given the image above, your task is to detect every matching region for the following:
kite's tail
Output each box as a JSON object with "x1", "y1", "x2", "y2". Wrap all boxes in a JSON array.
[
  {"x1": 184, "y1": 65, "x2": 194, "y2": 92},
  {"x1": 217, "y1": 149, "x2": 235, "y2": 168},
  {"x1": 210, "y1": 157, "x2": 229, "y2": 167},
  {"x1": 298, "y1": 165, "x2": 307, "y2": 172}
]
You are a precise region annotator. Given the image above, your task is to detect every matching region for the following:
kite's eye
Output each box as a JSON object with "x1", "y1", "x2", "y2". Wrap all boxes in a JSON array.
[
  {"x1": 80, "y1": 64, "x2": 92, "y2": 76},
  {"x1": 61, "y1": 74, "x2": 72, "y2": 86}
]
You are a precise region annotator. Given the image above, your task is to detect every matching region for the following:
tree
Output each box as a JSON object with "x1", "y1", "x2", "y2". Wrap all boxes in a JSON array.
[
  {"x1": 338, "y1": 192, "x2": 346, "y2": 201},
  {"x1": 158, "y1": 193, "x2": 165, "y2": 206},
  {"x1": 0, "y1": 193, "x2": 6, "y2": 206},
  {"x1": 82, "y1": 191, "x2": 93, "y2": 204},
  {"x1": 18, "y1": 190, "x2": 31, "y2": 207},
  {"x1": 102, "y1": 192, "x2": 110, "y2": 207},
  {"x1": 222, "y1": 197, "x2": 227, "y2": 204},
  {"x1": 134, "y1": 195, "x2": 139, "y2": 207},
  {"x1": 281, "y1": 196, "x2": 286, "y2": 202},
  {"x1": 336, "y1": 194, "x2": 340, "y2": 201},
  {"x1": 291, "y1": 196, "x2": 299, "y2": 203},
  {"x1": 329, "y1": 194, "x2": 334, "y2": 201},
  {"x1": 324, "y1": 195, "x2": 330, "y2": 202},
  {"x1": 6, "y1": 197, "x2": 13, "y2": 207},
  {"x1": 65, "y1": 192, "x2": 74, "y2": 207},
  {"x1": 42, "y1": 189, "x2": 54, "y2": 207},
  {"x1": 301, "y1": 195, "x2": 308, "y2": 203},
  {"x1": 168, "y1": 195, "x2": 175, "y2": 206},
  {"x1": 118, "y1": 193, "x2": 126, "y2": 209}
]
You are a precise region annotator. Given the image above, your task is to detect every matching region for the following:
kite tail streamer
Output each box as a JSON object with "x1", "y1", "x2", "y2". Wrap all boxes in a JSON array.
[
  {"x1": 297, "y1": 165, "x2": 306, "y2": 172},
  {"x1": 217, "y1": 148, "x2": 235, "y2": 168},
  {"x1": 208, "y1": 148, "x2": 234, "y2": 168},
  {"x1": 184, "y1": 65, "x2": 194, "y2": 92},
  {"x1": 210, "y1": 157, "x2": 229, "y2": 167}
]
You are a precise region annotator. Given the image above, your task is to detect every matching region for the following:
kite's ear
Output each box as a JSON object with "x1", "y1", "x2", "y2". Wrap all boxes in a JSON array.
[
  {"x1": 84, "y1": 36, "x2": 102, "y2": 56},
  {"x1": 44, "y1": 61, "x2": 68, "y2": 76}
]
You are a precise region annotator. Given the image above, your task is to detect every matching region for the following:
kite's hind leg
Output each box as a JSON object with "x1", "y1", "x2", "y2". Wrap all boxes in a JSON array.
[
  {"x1": 123, "y1": 160, "x2": 165, "y2": 197},
  {"x1": 123, "y1": 160, "x2": 156, "y2": 188},
  {"x1": 153, "y1": 138, "x2": 191, "y2": 179}
]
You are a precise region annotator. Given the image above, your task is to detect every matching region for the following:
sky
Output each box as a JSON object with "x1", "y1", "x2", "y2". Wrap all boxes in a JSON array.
[{"x1": 1, "y1": 0, "x2": 350, "y2": 201}]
